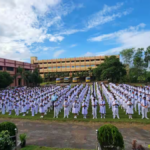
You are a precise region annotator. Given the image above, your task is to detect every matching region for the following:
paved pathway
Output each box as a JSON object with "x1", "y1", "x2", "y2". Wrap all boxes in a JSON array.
[{"x1": 0, "y1": 119, "x2": 150, "y2": 149}]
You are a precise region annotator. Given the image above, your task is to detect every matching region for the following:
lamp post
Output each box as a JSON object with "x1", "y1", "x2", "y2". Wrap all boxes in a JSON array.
[
  {"x1": 15, "y1": 128, "x2": 18, "y2": 150},
  {"x1": 96, "y1": 129, "x2": 98, "y2": 150}
]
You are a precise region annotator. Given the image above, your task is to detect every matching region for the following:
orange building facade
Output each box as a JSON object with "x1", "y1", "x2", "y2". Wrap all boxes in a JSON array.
[
  {"x1": 31, "y1": 55, "x2": 119, "y2": 78},
  {"x1": 0, "y1": 58, "x2": 37, "y2": 87}
]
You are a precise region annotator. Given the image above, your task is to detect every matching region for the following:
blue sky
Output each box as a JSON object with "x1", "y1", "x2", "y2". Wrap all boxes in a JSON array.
[{"x1": 0, "y1": 0, "x2": 150, "y2": 62}]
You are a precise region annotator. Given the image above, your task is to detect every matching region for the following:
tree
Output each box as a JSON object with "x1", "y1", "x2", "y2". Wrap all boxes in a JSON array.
[
  {"x1": 120, "y1": 48, "x2": 134, "y2": 66},
  {"x1": 31, "y1": 68, "x2": 43, "y2": 86},
  {"x1": 0, "y1": 131, "x2": 14, "y2": 150},
  {"x1": 133, "y1": 48, "x2": 144, "y2": 69},
  {"x1": 93, "y1": 56, "x2": 126, "y2": 82},
  {"x1": 0, "y1": 72, "x2": 14, "y2": 88},
  {"x1": 97, "y1": 124, "x2": 124, "y2": 150},
  {"x1": 144, "y1": 46, "x2": 150, "y2": 67}
]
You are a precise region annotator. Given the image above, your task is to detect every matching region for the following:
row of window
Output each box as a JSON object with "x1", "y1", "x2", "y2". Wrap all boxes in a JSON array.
[
  {"x1": 0, "y1": 66, "x2": 14, "y2": 71},
  {"x1": 36, "y1": 59, "x2": 104, "y2": 65},
  {"x1": 0, "y1": 66, "x2": 31, "y2": 72},
  {"x1": 40, "y1": 65, "x2": 95, "y2": 69}
]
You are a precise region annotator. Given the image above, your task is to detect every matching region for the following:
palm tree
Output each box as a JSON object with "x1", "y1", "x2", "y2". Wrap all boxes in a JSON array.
[{"x1": 14, "y1": 66, "x2": 27, "y2": 86}]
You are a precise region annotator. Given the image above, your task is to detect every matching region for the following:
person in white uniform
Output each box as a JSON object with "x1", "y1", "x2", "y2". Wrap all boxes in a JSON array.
[
  {"x1": 141, "y1": 97, "x2": 149, "y2": 119},
  {"x1": 72, "y1": 100, "x2": 78, "y2": 119},
  {"x1": 92, "y1": 98, "x2": 97, "y2": 119},
  {"x1": 82, "y1": 99, "x2": 87, "y2": 119},
  {"x1": 99, "y1": 99, "x2": 106, "y2": 119},
  {"x1": 112, "y1": 99, "x2": 120, "y2": 119},
  {"x1": 63, "y1": 99, "x2": 69, "y2": 118},
  {"x1": 127, "y1": 98, "x2": 134, "y2": 119}
]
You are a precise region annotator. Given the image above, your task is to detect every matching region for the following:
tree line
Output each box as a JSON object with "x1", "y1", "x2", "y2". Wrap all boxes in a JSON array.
[{"x1": 0, "y1": 67, "x2": 43, "y2": 89}]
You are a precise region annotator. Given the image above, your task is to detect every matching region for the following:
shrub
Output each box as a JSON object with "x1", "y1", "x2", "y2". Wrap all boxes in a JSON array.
[
  {"x1": 0, "y1": 122, "x2": 17, "y2": 136},
  {"x1": 97, "y1": 124, "x2": 124, "y2": 150},
  {"x1": 0, "y1": 130, "x2": 14, "y2": 150},
  {"x1": 19, "y1": 133, "x2": 27, "y2": 143}
]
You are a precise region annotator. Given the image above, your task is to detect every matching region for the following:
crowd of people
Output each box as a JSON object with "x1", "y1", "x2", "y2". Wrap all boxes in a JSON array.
[{"x1": 0, "y1": 82, "x2": 150, "y2": 119}]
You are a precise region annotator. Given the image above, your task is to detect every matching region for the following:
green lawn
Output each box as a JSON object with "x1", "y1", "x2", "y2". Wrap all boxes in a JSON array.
[
  {"x1": 21, "y1": 145, "x2": 89, "y2": 150},
  {"x1": 0, "y1": 95, "x2": 150, "y2": 123}
]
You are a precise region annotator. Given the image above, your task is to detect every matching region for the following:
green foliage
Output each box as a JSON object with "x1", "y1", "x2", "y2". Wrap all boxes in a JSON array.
[
  {"x1": 0, "y1": 71, "x2": 14, "y2": 88},
  {"x1": 19, "y1": 133, "x2": 27, "y2": 143},
  {"x1": 133, "y1": 48, "x2": 144, "y2": 69},
  {"x1": 97, "y1": 124, "x2": 124, "y2": 150},
  {"x1": 0, "y1": 130, "x2": 14, "y2": 150},
  {"x1": 144, "y1": 46, "x2": 150, "y2": 67},
  {"x1": 93, "y1": 56, "x2": 126, "y2": 82},
  {"x1": 0, "y1": 122, "x2": 17, "y2": 136},
  {"x1": 120, "y1": 48, "x2": 134, "y2": 65}
]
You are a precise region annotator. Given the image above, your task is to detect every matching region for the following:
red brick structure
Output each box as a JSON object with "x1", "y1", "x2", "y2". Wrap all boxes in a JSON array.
[{"x1": 0, "y1": 58, "x2": 37, "y2": 87}]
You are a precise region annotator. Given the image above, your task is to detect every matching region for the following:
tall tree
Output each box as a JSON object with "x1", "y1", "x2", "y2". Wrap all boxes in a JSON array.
[
  {"x1": 144, "y1": 46, "x2": 150, "y2": 67},
  {"x1": 120, "y1": 48, "x2": 134, "y2": 66},
  {"x1": 133, "y1": 48, "x2": 144, "y2": 69},
  {"x1": 93, "y1": 56, "x2": 126, "y2": 82},
  {"x1": 0, "y1": 72, "x2": 14, "y2": 88}
]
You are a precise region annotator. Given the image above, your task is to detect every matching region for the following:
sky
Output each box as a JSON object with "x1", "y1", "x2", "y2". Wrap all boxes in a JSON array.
[{"x1": 0, "y1": 0, "x2": 150, "y2": 62}]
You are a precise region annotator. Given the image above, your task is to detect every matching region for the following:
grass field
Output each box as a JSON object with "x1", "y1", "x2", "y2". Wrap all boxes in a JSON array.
[
  {"x1": 21, "y1": 145, "x2": 89, "y2": 150},
  {"x1": 0, "y1": 94, "x2": 150, "y2": 124}
]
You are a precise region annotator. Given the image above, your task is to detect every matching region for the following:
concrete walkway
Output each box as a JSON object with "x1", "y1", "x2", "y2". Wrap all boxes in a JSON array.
[{"x1": 0, "y1": 119, "x2": 150, "y2": 149}]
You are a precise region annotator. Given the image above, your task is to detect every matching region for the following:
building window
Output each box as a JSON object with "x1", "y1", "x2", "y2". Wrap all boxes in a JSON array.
[
  {"x1": 91, "y1": 65, "x2": 95, "y2": 67},
  {"x1": 53, "y1": 67, "x2": 56, "y2": 68},
  {"x1": 48, "y1": 67, "x2": 51, "y2": 69},
  {"x1": 72, "y1": 66, "x2": 74, "y2": 68},
  {"x1": 86, "y1": 65, "x2": 89, "y2": 67},
  {"x1": 81, "y1": 65, "x2": 85, "y2": 67},
  {"x1": 62, "y1": 66, "x2": 65, "y2": 68},
  {"x1": 7, "y1": 67, "x2": 14, "y2": 71},
  {"x1": 62, "y1": 61, "x2": 65, "y2": 63},
  {"x1": 91, "y1": 60, "x2": 95, "y2": 61},
  {"x1": 0, "y1": 66, "x2": 3, "y2": 70},
  {"x1": 81, "y1": 60, "x2": 84, "y2": 62},
  {"x1": 76, "y1": 60, "x2": 80, "y2": 62},
  {"x1": 76, "y1": 66, "x2": 79, "y2": 68},
  {"x1": 58, "y1": 66, "x2": 61, "y2": 68},
  {"x1": 86, "y1": 60, "x2": 89, "y2": 62},
  {"x1": 66, "y1": 66, "x2": 70, "y2": 68}
]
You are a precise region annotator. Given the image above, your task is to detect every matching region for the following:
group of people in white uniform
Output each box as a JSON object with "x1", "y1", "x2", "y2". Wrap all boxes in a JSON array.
[{"x1": 0, "y1": 82, "x2": 150, "y2": 119}]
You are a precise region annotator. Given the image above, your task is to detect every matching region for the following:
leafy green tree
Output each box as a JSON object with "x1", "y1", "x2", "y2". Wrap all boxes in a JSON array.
[
  {"x1": 144, "y1": 46, "x2": 150, "y2": 67},
  {"x1": 0, "y1": 131, "x2": 14, "y2": 150},
  {"x1": 120, "y1": 48, "x2": 134, "y2": 65},
  {"x1": 31, "y1": 68, "x2": 43, "y2": 86},
  {"x1": 0, "y1": 72, "x2": 14, "y2": 88},
  {"x1": 93, "y1": 56, "x2": 126, "y2": 82},
  {"x1": 133, "y1": 48, "x2": 144, "y2": 69}
]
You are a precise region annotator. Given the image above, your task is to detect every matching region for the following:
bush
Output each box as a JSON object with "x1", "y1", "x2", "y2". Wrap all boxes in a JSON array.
[
  {"x1": 97, "y1": 124, "x2": 124, "y2": 150},
  {"x1": 19, "y1": 133, "x2": 27, "y2": 148},
  {"x1": 0, "y1": 122, "x2": 17, "y2": 136},
  {"x1": 0, "y1": 122, "x2": 17, "y2": 146},
  {"x1": 0, "y1": 130, "x2": 14, "y2": 150}
]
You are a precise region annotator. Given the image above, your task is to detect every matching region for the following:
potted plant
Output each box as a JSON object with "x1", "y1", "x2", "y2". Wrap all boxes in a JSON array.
[
  {"x1": 19, "y1": 133, "x2": 27, "y2": 148},
  {"x1": 97, "y1": 124, "x2": 124, "y2": 150}
]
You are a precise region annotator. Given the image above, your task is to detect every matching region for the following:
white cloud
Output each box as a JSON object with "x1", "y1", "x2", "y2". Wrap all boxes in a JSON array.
[
  {"x1": 56, "y1": 3, "x2": 132, "y2": 36},
  {"x1": 53, "y1": 50, "x2": 65, "y2": 58},
  {"x1": 48, "y1": 35, "x2": 64, "y2": 42},
  {"x1": 88, "y1": 23, "x2": 150, "y2": 56},
  {"x1": 86, "y1": 3, "x2": 132, "y2": 29},
  {"x1": 0, "y1": 0, "x2": 80, "y2": 61},
  {"x1": 70, "y1": 44, "x2": 77, "y2": 48},
  {"x1": 84, "y1": 52, "x2": 94, "y2": 57}
]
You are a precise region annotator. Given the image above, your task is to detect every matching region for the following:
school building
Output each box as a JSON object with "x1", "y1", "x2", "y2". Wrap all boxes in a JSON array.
[
  {"x1": 31, "y1": 55, "x2": 119, "y2": 78},
  {"x1": 0, "y1": 58, "x2": 37, "y2": 87}
]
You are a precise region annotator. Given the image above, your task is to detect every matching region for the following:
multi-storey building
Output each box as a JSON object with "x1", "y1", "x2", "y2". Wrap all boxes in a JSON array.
[
  {"x1": 31, "y1": 55, "x2": 119, "y2": 78},
  {"x1": 0, "y1": 58, "x2": 37, "y2": 87}
]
